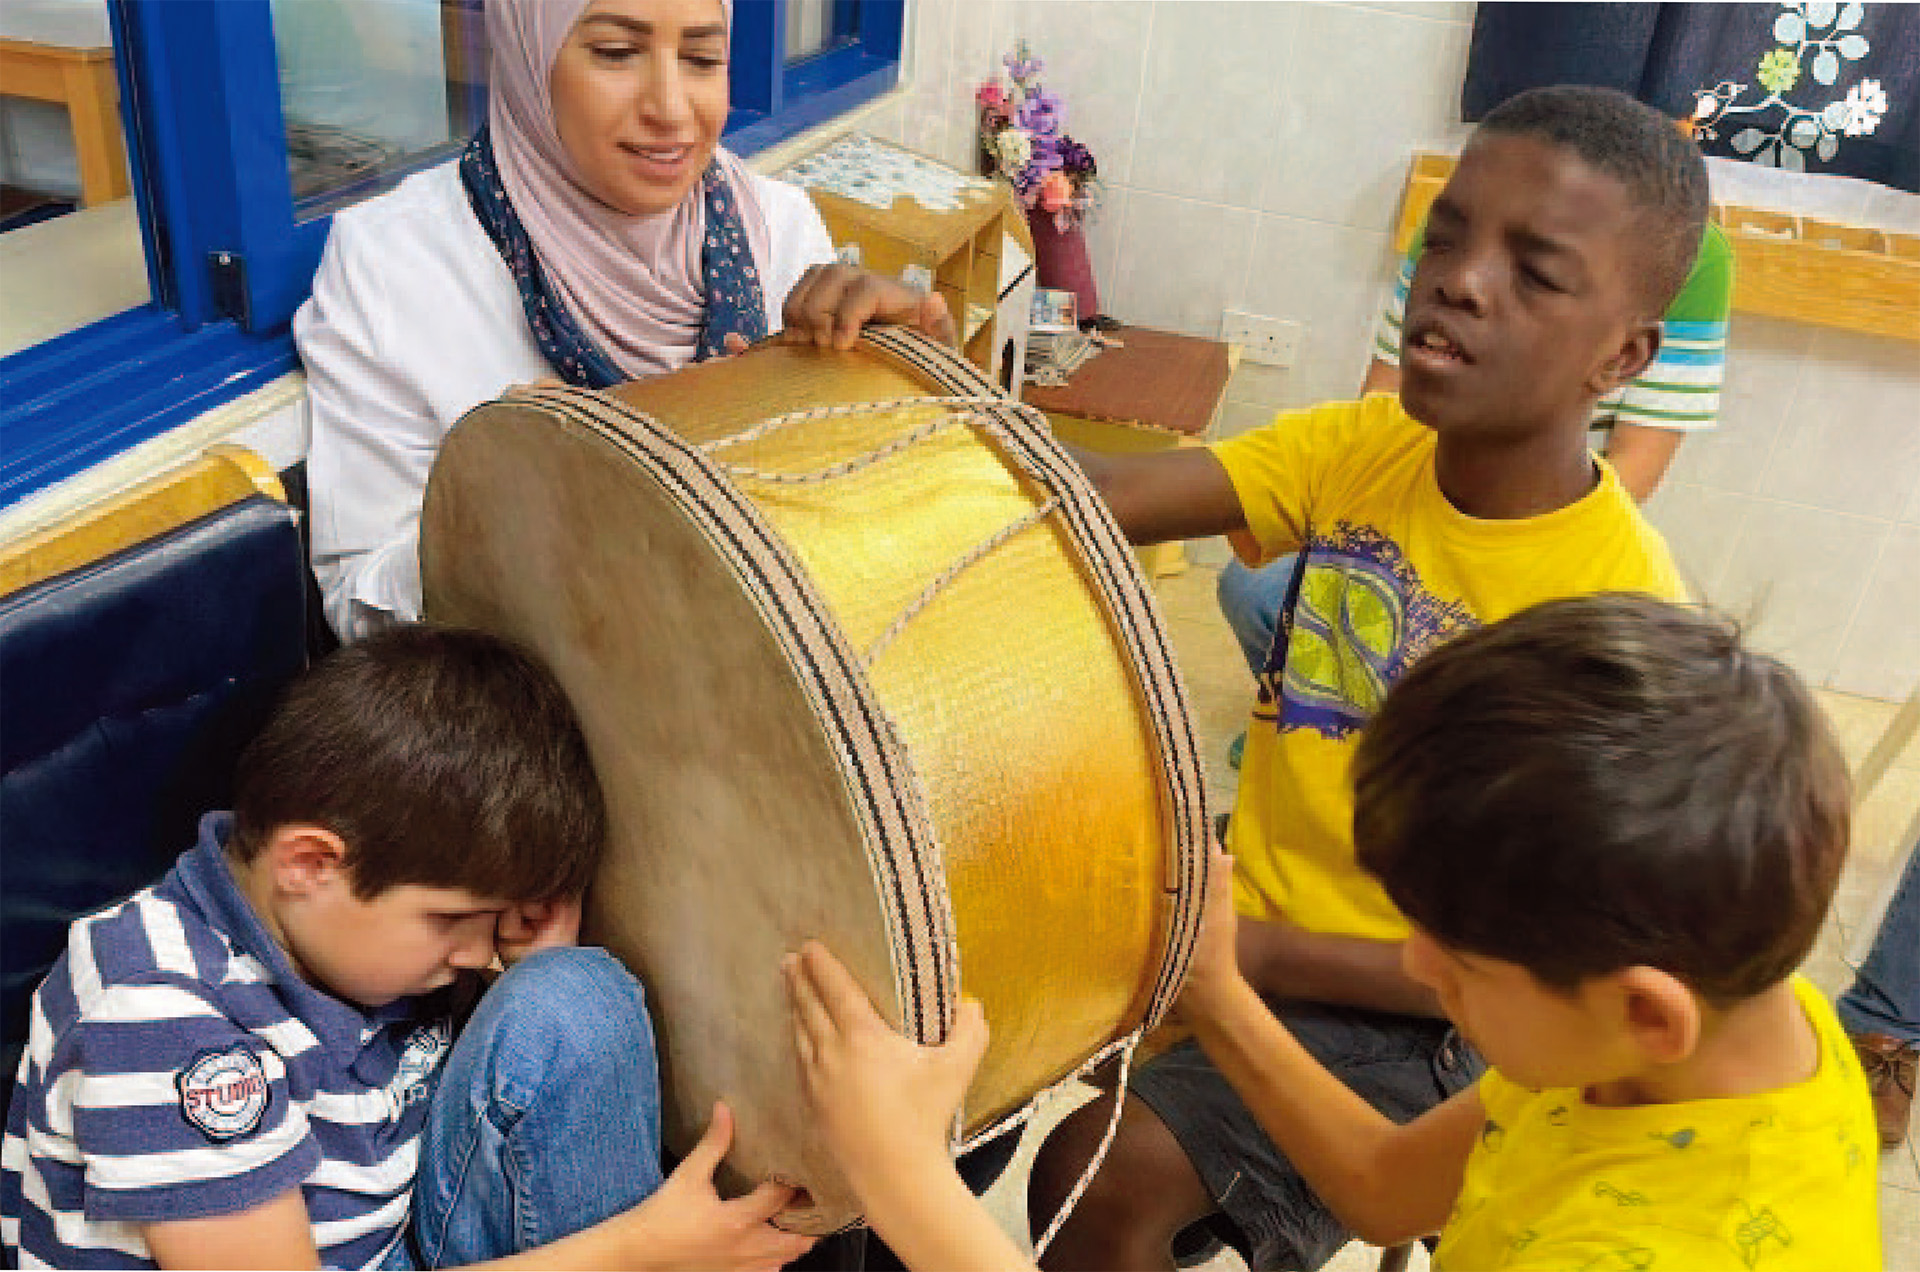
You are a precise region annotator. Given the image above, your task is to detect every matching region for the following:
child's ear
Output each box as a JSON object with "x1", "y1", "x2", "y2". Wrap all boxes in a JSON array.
[
  {"x1": 268, "y1": 824, "x2": 351, "y2": 896},
  {"x1": 1615, "y1": 965, "x2": 1700, "y2": 1066},
  {"x1": 1589, "y1": 319, "x2": 1661, "y2": 397}
]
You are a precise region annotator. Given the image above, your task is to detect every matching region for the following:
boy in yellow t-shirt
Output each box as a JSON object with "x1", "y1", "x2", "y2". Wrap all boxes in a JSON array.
[
  {"x1": 1023, "y1": 85, "x2": 1701, "y2": 1269},
  {"x1": 783, "y1": 595, "x2": 1880, "y2": 1272}
]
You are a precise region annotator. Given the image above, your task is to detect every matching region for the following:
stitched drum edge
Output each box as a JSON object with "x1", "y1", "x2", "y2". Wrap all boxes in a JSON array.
[
  {"x1": 860, "y1": 328, "x2": 1212, "y2": 1036},
  {"x1": 446, "y1": 386, "x2": 961, "y2": 1054}
]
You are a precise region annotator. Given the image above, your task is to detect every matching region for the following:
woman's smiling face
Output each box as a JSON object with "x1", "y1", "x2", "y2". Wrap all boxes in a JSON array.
[{"x1": 549, "y1": 0, "x2": 730, "y2": 216}]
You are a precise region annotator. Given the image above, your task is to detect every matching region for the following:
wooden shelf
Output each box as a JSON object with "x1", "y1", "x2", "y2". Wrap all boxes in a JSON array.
[
  {"x1": 1392, "y1": 151, "x2": 1920, "y2": 343},
  {"x1": 783, "y1": 135, "x2": 1032, "y2": 377},
  {"x1": 1713, "y1": 206, "x2": 1920, "y2": 342}
]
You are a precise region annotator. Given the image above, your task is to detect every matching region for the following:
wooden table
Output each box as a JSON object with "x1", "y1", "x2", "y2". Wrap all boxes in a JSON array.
[
  {"x1": 1024, "y1": 325, "x2": 1237, "y2": 576},
  {"x1": 0, "y1": 36, "x2": 130, "y2": 207}
]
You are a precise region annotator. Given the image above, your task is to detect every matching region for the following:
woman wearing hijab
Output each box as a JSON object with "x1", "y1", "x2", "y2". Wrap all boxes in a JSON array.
[{"x1": 298, "y1": 0, "x2": 949, "y2": 642}]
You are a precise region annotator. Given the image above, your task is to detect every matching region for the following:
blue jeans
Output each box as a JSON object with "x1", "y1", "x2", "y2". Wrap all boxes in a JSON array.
[
  {"x1": 407, "y1": 947, "x2": 664, "y2": 1267},
  {"x1": 1215, "y1": 555, "x2": 1299, "y2": 679},
  {"x1": 1838, "y1": 841, "x2": 1920, "y2": 1046}
]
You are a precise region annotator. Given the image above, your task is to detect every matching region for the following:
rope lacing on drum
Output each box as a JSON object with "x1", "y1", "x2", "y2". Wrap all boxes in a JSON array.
[
  {"x1": 697, "y1": 396, "x2": 1067, "y2": 669},
  {"x1": 1034, "y1": 1034, "x2": 1138, "y2": 1260},
  {"x1": 697, "y1": 396, "x2": 1056, "y2": 487},
  {"x1": 699, "y1": 411, "x2": 956, "y2": 484},
  {"x1": 943, "y1": 1030, "x2": 1140, "y2": 1261},
  {"x1": 861, "y1": 497, "x2": 1059, "y2": 667}
]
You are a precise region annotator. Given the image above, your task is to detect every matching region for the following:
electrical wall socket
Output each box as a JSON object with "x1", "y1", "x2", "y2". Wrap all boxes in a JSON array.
[{"x1": 1220, "y1": 309, "x2": 1303, "y2": 368}]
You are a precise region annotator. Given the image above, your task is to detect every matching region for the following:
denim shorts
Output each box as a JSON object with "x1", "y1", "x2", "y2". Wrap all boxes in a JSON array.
[{"x1": 1130, "y1": 998, "x2": 1482, "y2": 1271}]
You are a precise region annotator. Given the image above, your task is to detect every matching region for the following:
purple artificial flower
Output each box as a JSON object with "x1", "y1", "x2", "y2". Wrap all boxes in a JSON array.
[
  {"x1": 1018, "y1": 88, "x2": 1063, "y2": 137},
  {"x1": 1057, "y1": 137, "x2": 1096, "y2": 176},
  {"x1": 1027, "y1": 133, "x2": 1065, "y2": 175}
]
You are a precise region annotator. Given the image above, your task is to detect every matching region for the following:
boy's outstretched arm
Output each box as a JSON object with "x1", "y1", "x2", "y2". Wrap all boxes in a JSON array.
[
  {"x1": 1234, "y1": 918, "x2": 1443, "y2": 1019},
  {"x1": 143, "y1": 1103, "x2": 814, "y2": 1272},
  {"x1": 1186, "y1": 850, "x2": 1482, "y2": 1247},
  {"x1": 784, "y1": 942, "x2": 1032, "y2": 1272},
  {"x1": 1062, "y1": 444, "x2": 1248, "y2": 546}
]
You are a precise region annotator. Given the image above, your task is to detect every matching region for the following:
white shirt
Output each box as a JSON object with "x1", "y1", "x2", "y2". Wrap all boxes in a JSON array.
[{"x1": 296, "y1": 159, "x2": 835, "y2": 641}]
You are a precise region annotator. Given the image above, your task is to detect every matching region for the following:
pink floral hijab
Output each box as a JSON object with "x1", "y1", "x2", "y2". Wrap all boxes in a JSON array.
[{"x1": 479, "y1": 0, "x2": 770, "y2": 379}]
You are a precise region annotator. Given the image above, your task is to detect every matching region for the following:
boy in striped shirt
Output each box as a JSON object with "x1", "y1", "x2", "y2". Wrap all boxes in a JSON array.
[{"x1": 2, "y1": 627, "x2": 814, "y2": 1270}]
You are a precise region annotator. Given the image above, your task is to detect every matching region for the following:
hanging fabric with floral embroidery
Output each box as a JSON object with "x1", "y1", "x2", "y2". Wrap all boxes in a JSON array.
[{"x1": 1459, "y1": 2, "x2": 1917, "y2": 193}]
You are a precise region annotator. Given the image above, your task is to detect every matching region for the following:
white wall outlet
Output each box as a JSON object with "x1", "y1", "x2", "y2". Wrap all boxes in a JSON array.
[{"x1": 1220, "y1": 309, "x2": 1303, "y2": 368}]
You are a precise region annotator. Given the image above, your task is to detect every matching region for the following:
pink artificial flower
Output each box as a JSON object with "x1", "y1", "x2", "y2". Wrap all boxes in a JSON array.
[
  {"x1": 1038, "y1": 169, "x2": 1074, "y2": 212},
  {"x1": 977, "y1": 81, "x2": 1006, "y2": 108}
]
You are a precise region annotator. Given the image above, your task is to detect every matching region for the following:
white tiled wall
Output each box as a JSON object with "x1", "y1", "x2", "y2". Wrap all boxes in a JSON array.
[{"x1": 875, "y1": 0, "x2": 1920, "y2": 705}]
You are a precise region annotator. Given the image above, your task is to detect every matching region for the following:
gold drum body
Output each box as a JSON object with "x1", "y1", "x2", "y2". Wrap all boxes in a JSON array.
[{"x1": 420, "y1": 329, "x2": 1208, "y2": 1232}]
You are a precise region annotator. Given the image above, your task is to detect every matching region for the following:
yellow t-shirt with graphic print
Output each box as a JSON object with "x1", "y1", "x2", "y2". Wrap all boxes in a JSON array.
[
  {"x1": 1211, "y1": 395, "x2": 1686, "y2": 939},
  {"x1": 1435, "y1": 976, "x2": 1883, "y2": 1271}
]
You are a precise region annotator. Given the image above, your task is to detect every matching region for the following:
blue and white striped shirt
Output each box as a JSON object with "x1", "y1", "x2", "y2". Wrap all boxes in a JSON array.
[{"x1": 2, "y1": 813, "x2": 454, "y2": 1270}]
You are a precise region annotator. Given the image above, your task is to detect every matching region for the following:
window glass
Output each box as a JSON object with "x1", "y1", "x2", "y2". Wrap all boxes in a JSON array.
[
  {"x1": 784, "y1": 0, "x2": 841, "y2": 62},
  {"x1": 270, "y1": 0, "x2": 487, "y2": 213},
  {"x1": 0, "y1": 0, "x2": 147, "y2": 357}
]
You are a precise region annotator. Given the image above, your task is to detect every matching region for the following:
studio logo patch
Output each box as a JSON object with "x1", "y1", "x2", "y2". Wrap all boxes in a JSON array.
[{"x1": 177, "y1": 1047, "x2": 271, "y2": 1140}]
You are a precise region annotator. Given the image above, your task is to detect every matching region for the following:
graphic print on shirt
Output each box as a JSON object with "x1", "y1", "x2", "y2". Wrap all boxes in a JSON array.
[
  {"x1": 177, "y1": 1045, "x2": 271, "y2": 1140},
  {"x1": 1255, "y1": 524, "x2": 1475, "y2": 740},
  {"x1": 387, "y1": 1017, "x2": 453, "y2": 1121}
]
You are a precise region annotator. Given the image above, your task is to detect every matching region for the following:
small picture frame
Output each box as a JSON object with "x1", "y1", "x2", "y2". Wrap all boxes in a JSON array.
[{"x1": 1030, "y1": 287, "x2": 1079, "y2": 333}]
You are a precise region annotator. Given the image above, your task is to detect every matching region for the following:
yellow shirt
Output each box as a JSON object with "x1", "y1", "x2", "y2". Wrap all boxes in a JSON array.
[
  {"x1": 1211, "y1": 396, "x2": 1686, "y2": 939},
  {"x1": 1435, "y1": 977, "x2": 1883, "y2": 1271}
]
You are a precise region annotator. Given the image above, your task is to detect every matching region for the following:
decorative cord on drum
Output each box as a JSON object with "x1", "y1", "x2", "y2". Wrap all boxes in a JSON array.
[
  {"x1": 698, "y1": 395, "x2": 1051, "y2": 455},
  {"x1": 696, "y1": 392, "x2": 1069, "y2": 508},
  {"x1": 1032, "y1": 1033, "x2": 1140, "y2": 1262},
  {"x1": 706, "y1": 413, "x2": 956, "y2": 485},
  {"x1": 863, "y1": 498, "x2": 1061, "y2": 668}
]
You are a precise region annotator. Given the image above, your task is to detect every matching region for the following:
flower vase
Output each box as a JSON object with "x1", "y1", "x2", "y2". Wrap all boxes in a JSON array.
[{"x1": 1027, "y1": 210, "x2": 1099, "y2": 324}]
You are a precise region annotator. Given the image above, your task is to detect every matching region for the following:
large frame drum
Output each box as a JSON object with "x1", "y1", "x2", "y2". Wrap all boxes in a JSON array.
[{"x1": 421, "y1": 328, "x2": 1208, "y2": 1232}]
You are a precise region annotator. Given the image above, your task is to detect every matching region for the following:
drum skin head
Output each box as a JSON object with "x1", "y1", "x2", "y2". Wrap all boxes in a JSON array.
[{"x1": 421, "y1": 331, "x2": 1209, "y2": 1233}]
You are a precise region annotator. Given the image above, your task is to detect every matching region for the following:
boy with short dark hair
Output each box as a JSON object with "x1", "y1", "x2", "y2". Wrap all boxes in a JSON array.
[
  {"x1": 787, "y1": 594, "x2": 1881, "y2": 1270},
  {"x1": 1028, "y1": 84, "x2": 1702, "y2": 1267},
  {"x1": 2, "y1": 625, "x2": 813, "y2": 1271}
]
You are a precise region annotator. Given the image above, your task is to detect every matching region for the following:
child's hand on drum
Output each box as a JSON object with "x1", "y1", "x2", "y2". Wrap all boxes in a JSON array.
[
  {"x1": 617, "y1": 1100, "x2": 817, "y2": 1272},
  {"x1": 784, "y1": 941, "x2": 988, "y2": 1197},
  {"x1": 1178, "y1": 846, "x2": 1245, "y2": 1020},
  {"x1": 495, "y1": 896, "x2": 583, "y2": 966}
]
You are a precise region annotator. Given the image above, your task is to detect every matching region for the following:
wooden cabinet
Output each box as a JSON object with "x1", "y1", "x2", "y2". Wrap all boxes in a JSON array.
[
  {"x1": 782, "y1": 135, "x2": 1033, "y2": 375},
  {"x1": 1023, "y1": 326, "x2": 1237, "y2": 580}
]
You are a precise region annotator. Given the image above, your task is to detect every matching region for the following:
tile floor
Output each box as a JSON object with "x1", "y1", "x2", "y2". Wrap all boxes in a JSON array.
[{"x1": 976, "y1": 556, "x2": 1918, "y2": 1270}]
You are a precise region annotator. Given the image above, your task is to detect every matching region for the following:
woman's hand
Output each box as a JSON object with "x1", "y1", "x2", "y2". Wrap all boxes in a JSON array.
[
  {"x1": 784, "y1": 941, "x2": 987, "y2": 1202},
  {"x1": 779, "y1": 264, "x2": 957, "y2": 351},
  {"x1": 495, "y1": 897, "x2": 582, "y2": 967},
  {"x1": 613, "y1": 1101, "x2": 816, "y2": 1272},
  {"x1": 1178, "y1": 846, "x2": 1246, "y2": 1021}
]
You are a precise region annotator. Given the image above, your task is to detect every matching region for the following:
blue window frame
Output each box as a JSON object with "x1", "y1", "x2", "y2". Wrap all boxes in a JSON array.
[
  {"x1": 729, "y1": 0, "x2": 902, "y2": 152},
  {"x1": 0, "y1": 0, "x2": 903, "y2": 511}
]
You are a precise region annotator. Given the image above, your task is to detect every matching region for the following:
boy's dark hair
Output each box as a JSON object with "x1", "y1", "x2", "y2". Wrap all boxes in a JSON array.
[
  {"x1": 232, "y1": 625, "x2": 605, "y2": 901},
  {"x1": 1354, "y1": 594, "x2": 1848, "y2": 1007},
  {"x1": 1475, "y1": 85, "x2": 1710, "y2": 314}
]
